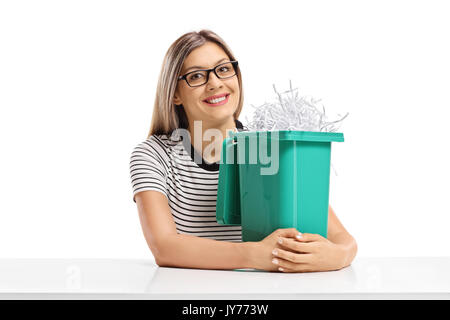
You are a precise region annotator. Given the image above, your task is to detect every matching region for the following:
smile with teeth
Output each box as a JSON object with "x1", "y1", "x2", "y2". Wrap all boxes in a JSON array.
[
  {"x1": 207, "y1": 96, "x2": 226, "y2": 103},
  {"x1": 203, "y1": 94, "x2": 230, "y2": 105}
]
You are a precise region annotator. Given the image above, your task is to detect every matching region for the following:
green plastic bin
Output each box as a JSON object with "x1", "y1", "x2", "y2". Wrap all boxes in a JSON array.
[{"x1": 216, "y1": 130, "x2": 344, "y2": 242}]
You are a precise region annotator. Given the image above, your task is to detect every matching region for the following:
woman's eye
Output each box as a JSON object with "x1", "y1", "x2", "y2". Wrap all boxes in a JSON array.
[
  {"x1": 219, "y1": 67, "x2": 229, "y2": 72},
  {"x1": 189, "y1": 72, "x2": 204, "y2": 80}
]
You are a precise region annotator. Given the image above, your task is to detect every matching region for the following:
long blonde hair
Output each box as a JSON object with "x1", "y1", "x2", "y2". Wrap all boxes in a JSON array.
[{"x1": 148, "y1": 30, "x2": 244, "y2": 138}]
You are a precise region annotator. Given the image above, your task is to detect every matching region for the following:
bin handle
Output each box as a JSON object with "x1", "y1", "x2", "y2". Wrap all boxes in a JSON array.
[{"x1": 216, "y1": 137, "x2": 241, "y2": 225}]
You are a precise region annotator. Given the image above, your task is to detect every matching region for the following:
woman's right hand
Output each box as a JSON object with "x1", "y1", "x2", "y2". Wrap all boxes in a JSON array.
[{"x1": 246, "y1": 228, "x2": 302, "y2": 272}]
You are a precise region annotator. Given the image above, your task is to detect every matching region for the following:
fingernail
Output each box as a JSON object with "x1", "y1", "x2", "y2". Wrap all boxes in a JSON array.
[
  {"x1": 272, "y1": 249, "x2": 278, "y2": 256},
  {"x1": 272, "y1": 258, "x2": 279, "y2": 265},
  {"x1": 296, "y1": 233, "x2": 302, "y2": 239},
  {"x1": 277, "y1": 237, "x2": 283, "y2": 244},
  {"x1": 278, "y1": 267, "x2": 284, "y2": 272}
]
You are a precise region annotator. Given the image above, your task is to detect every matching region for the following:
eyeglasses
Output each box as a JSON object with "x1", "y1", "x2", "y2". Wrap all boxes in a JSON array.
[{"x1": 178, "y1": 61, "x2": 238, "y2": 87}]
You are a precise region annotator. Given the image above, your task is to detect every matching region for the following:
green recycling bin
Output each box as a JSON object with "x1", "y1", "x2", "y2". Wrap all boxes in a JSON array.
[{"x1": 216, "y1": 130, "x2": 344, "y2": 242}]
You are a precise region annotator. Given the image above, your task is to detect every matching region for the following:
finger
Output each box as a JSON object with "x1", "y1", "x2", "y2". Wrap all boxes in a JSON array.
[
  {"x1": 277, "y1": 237, "x2": 316, "y2": 253},
  {"x1": 275, "y1": 228, "x2": 302, "y2": 239},
  {"x1": 295, "y1": 232, "x2": 325, "y2": 242},
  {"x1": 272, "y1": 248, "x2": 312, "y2": 263},
  {"x1": 277, "y1": 265, "x2": 315, "y2": 273},
  {"x1": 272, "y1": 257, "x2": 313, "y2": 273}
]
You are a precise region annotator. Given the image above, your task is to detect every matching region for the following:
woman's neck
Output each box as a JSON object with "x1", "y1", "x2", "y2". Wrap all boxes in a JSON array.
[{"x1": 188, "y1": 117, "x2": 237, "y2": 163}]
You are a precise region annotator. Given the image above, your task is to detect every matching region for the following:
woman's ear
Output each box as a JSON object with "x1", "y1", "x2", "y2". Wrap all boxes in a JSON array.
[{"x1": 173, "y1": 92, "x2": 182, "y2": 105}]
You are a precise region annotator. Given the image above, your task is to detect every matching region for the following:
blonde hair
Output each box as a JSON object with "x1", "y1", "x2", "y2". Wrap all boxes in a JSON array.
[{"x1": 148, "y1": 30, "x2": 244, "y2": 138}]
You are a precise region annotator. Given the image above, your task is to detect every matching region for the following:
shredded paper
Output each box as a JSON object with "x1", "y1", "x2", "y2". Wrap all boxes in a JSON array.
[{"x1": 245, "y1": 81, "x2": 348, "y2": 132}]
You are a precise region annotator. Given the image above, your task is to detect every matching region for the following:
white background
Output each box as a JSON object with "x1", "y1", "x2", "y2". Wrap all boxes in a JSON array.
[{"x1": 0, "y1": 0, "x2": 449, "y2": 259}]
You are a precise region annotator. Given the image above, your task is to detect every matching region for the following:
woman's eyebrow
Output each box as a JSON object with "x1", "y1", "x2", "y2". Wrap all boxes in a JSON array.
[{"x1": 184, "y1": 58, "x2": 229, "y2": 73}]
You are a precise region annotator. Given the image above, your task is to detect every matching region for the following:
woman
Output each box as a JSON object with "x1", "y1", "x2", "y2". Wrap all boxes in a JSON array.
[{"x1": 129, "y1": 29, "x2": 357, "y2": 272}]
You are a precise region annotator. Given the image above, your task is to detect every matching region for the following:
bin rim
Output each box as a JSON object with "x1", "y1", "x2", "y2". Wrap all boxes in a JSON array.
[{"x1": 229, "y1": 130, "x2": 344, "y2": 142}]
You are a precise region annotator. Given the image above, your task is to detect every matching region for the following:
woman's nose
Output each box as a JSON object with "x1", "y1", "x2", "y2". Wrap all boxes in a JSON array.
[{"x1": 206, "y1": 71, "x2": 223, "y2": 89}]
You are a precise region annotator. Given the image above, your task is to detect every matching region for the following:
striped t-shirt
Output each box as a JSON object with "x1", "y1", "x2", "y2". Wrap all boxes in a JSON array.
[{"x1": 129, "y1": 120, "x2": 244, "y2": 242}]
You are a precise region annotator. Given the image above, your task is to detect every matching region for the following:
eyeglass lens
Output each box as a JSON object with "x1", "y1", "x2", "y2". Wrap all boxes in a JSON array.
[{"x1": 186, "y1": 62, "x2": 236, "y2": 87}]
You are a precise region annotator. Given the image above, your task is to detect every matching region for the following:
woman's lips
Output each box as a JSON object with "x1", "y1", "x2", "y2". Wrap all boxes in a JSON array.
[{"x1": 202, "y1": 94, "x2": 230, "y2": 107}]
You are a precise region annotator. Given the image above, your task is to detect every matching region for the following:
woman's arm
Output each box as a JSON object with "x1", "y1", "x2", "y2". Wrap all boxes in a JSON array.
[
  {"x1": 327, "y1": 206, "x2": 358, "y2": 267},
  {"x1": 270, "y1": 206, "x2": 358, "y2": 272},
  {"x1": 136, "y1": 190, "x2": 297, "y2": 271}
]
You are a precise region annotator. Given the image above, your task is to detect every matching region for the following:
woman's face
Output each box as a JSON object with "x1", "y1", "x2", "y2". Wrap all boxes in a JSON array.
[{"x1": 174, "y1": 42, "x2": 240, "y2": 127}]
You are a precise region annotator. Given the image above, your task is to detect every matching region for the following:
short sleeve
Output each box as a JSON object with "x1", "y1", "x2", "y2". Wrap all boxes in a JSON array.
[{"x1": 129, "y1": 139, "x2": 169, "y2": 203}]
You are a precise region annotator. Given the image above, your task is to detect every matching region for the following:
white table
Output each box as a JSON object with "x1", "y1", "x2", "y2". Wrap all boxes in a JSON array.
[{"x1": 0, "y1": 257, "x2": 449, "y2": 299}]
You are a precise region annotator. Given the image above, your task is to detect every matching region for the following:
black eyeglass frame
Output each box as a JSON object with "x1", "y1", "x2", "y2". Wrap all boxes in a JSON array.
[{"x1": 177, "y1": 61, "x2": 239, "y2": 87}]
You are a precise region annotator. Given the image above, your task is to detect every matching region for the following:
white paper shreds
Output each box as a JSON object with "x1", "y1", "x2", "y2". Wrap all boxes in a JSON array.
[{"x1": 245, "y1": 81, "x2": 349, "y2": 132}]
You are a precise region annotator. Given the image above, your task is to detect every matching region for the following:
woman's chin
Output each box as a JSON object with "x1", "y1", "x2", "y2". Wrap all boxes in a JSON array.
[{"x1": 200, "y1": 106, "x2": 235, "y2": 119}]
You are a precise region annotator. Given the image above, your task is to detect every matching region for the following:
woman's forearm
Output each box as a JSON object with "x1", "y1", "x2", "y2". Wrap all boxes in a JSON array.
[
  {"x1": 330, "y1": 231, "x2": 358, "y2": 267},
  {"x1": 154, "y1": 233, "x2": 257, "y2": 270},
  {"x1": 327, "y1": 206, "x2": 358, "y2": 267}
]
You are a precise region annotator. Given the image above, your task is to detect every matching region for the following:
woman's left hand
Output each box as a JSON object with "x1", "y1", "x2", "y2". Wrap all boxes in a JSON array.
[{"x1": 271, "y1": 233, "x2": 348, "y2": 273}]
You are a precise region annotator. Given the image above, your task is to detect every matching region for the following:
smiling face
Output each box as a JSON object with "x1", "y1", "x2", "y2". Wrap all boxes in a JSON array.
[{"x1": 173, "y1": 42, "x2": 240, "y2": 128}]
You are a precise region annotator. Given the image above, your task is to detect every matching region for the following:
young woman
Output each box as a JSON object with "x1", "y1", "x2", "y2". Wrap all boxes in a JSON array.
[{"x1": 129, "y1": 30, "x2": 357, "y2": 272}]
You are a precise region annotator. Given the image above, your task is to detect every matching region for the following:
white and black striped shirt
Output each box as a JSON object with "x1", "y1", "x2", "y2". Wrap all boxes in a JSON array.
[{"x1": 129, "y1": 120, "x2": 244, "y2": 242}]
